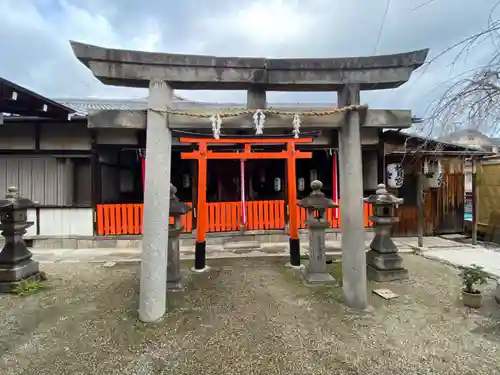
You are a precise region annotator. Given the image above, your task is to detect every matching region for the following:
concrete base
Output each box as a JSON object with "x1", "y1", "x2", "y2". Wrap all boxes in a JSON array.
[
  {"x1": 367, "y1": 265, "x2": 409, "y2": 282},
  {"x1": 190, "y1": 266, "x2": 211, "y2": 273},
  {"x1": 24, "y1": 230, "x2": 375, "y2": 250},
  {"x1": 0, "y1": 259, "x2": 40, "y2": 282},
  {"x1": 303, "y1": 271, "x2": 336, "y2": 285},
  {"x1": 285, "y1": 262, "x2": 305, "y2": 270},
  {"x1": 0, "y1": 271, "x2": 46, "y2": 293}
]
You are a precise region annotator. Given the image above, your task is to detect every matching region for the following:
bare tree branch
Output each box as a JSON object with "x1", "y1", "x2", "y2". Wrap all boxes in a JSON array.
[{"x1": 425, "y1": 1, "x2": 500, "y2": 138}]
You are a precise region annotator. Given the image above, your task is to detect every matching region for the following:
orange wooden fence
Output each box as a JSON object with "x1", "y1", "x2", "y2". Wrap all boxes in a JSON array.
[{"x1": 96, "y1": 200, "x2": 373, "y2": 236}]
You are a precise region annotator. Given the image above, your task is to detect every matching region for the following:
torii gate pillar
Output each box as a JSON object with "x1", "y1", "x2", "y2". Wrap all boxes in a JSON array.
[
  {"x1": 139, "y1": 80, "x2": 173, "y2": 323},
  {"x1": 338, "y1": 84, "x2": 368, "y2": 309}
]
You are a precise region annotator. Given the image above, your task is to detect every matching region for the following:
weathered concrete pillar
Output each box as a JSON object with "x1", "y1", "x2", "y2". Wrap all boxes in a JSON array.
[
  {"x1": 246, "y1": 86, "x2": 267, "y2": 109},
  {"x1": 139, "y1": 80, "x2": 173, "y2": 323},
  {"x1": 338, "y1": 84, "x2": 368, "y2": 309}
]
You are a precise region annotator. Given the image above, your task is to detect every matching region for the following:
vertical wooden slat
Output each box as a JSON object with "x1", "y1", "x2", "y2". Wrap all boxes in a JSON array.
[
  {"x1": 279, "y1": 200, "x2": 285, "y2": 229},
  {"x1": 208, "y1": 203, "x2": 215, "y2": 233},
  {"x1": 263, "y1": 200, "x2": 269, "y2": 230},
  {"x1": 115, "y1": 205, "x2": 122, "y2": 235},
  {"x1": 133, "y1": 204, "x2": 140, "y2": 234},
  {"x1": 272, "y1": 201, "x2": 279, "y2": 229},
  {"x1": 108, "y1": 205, "x2": 116, "y2": 235},
  {"x1": 252, "y1": 201, "x2": 259, "y2": 230},
  {"x1": 213, "y1": 203, "x2": 220, "y2": 232},
  {"x1": 231, "y1": 203, "x2": 238, "y2": 231},
  {"x1": 247, "y1": 202, "x2": 254, "y2": 230},
  {"x1": 236, "y1": 202, "x2": 242, "y2": 229},
  {"x1": 255, "y1": 201, "x2": 262, "y2": 230},
  {"x1": 139, "y1": 204, "x2": 144, "y2": 234},
  {"x1": 124, "y1": 205, "x2": 131, "y2": 233},
  {"x1": 228, "y1": 202, "x2": 233, "y2": 231},
  {"x1": 96, "y1": 205, "x2": 104, "y2": 235},
  {"x1": 220, "y1": 202, "x2": 226, "y2": 231}
]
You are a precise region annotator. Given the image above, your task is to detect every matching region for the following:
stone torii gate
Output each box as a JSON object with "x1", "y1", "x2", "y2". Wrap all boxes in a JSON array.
[{"x1": 70, "y1": 41, "x2": 428, "y2": 322}]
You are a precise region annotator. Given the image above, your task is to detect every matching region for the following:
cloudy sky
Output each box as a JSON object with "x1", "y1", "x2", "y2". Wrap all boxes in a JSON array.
[{"x1": 1, "y1": 0, "x2": 499, "y2": 119}]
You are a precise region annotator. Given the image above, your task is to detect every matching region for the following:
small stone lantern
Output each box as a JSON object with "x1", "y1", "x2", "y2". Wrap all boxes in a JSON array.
[
  {"x1": 364, "y1": 183, "x2": 408, "y2": 281},
  {"x1": 0, "y1": 186, "x2": 44, "y2": 293},
  {"x1": 297, "y1": 180, "x2": 337, "y2": 284},
  {"x1": 167, "y1": 184, "x2": 192, "y2": 291}
]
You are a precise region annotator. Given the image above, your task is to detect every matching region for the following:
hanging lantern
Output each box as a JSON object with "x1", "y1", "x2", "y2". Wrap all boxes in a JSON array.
[
  {"x1": 274, "y1": 177, "x2": 281, "y2": 192},
  {"x1": 309, "y1": 169, "x2": 318, "y2": 182},
  {"x1": 298, "y1": 177, "x2": 305, "y2": 191},
  {"x1": 182, "y1": 174, "x2": 190, "y2": 188},
  {"x1": 427, "y1": 160, "x2": 444, "y2": 188},
  {"x1": 386, "y1": 163, "x2": 404, "y2": 188}
]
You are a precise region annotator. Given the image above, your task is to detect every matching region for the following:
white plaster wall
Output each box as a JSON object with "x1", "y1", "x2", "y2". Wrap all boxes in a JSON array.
[
  {"x1": 38, "y1": 208, "x2": 94, "y2": 236},
  {"x1": 26, "y1": 208, "x2": 37, "y2": 237}
]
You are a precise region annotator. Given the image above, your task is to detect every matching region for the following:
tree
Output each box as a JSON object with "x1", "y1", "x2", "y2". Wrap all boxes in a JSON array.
[{"x1": 425, "y1": 2, "x2": 500, "y2": 137}]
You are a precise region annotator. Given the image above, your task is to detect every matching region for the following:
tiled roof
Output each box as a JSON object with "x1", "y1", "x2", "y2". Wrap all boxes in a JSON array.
[{"x1": 53, "y1": 97, "x2": 337, "y2": 116}]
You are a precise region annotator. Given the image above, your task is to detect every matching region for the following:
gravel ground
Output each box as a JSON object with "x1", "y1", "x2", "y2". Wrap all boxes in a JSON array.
[{"x1": 0, "y1": 255, "x2": 499, "y2": 375}]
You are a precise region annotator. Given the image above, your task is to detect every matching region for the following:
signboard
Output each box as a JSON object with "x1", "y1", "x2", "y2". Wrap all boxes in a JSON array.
[{"x1": 464, "y1": 192, "x2": 472, "y2": 221}]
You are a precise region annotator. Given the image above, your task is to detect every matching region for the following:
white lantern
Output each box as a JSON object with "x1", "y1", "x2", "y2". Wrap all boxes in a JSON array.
[
  {"x1": 309, "y1": 169, "x2": 318, "y2": 182},
  {"x1": 427, "y1": 160, "x2": 444, "y2": 188},
  {"x1": 298, "y1": 177, "x2": 305, "y2": 191},
  {"x1": 386, "y1": 163, "x2": 404, "y2": 188},
  {"x1": 182, "y1": 174, "x2": 190, "y2": 188},
  {"x1": 274, "y1": 177, "x2": 281, "y2": 192}
]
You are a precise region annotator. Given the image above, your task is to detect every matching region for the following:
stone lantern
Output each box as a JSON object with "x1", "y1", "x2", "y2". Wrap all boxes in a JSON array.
[
  {"x1": 364, "y1": 183, "x2": 408, "y2": 281},
  {"x1": 167, "y1": 184, "x2": 192, "y2": 291},
  {"x1": 0, "y1": 186, "x2": 44, "y2": 293},
  {"x1": 297, "y1": 180, "x2": 337, "y2": 284}
]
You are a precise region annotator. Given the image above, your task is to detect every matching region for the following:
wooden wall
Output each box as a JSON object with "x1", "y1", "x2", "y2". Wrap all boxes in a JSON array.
[{"x1": 390, "y1": 158, "x2": 465, "y2": 237}]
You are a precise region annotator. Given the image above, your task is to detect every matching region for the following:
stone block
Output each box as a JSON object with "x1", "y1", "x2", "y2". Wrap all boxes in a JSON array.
[
  {"x1": 303, "y1": 271, "x2": 336, "y2": 285},
  {"x1": 368, "y1": 234, "x2": 398, "y2": 253},
  {"x1": 0, "y1": 272, "x2": 45, "y2": 293},
  {"x1": 0, "y1": 259, "x2": 40, "y2": 282},
  {"x1": 366, "y1": 250, "x2": 404, "y2": 270},
  {"x1": 367, "y1": 265, "x2": 408, "y2": 282}
]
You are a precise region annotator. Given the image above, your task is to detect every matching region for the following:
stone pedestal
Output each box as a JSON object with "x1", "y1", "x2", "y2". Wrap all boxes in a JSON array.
[
  {"x1": 365, "y1": 184, "x2": 408, "y2": 282},
  {"x1": 0, "y1": 186, "x2": 44, "y2": 293},
  {"x1": 167, "y1": 226, "x2": 183, "y2": 291},
  {"x1": 166, "y1": 184, "x2": 192, "y2": 291},
  {"x1": 298, "y1": 180, "x2": 337, "y2": 285},
  {"x1": 305, "y1": 225, "x2": 335, "y2": 284}
]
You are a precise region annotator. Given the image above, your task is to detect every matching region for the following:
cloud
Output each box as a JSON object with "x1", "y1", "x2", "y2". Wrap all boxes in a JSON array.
[{"x1": 1, "y1": 0, "x2": 499, "y2": 121}]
